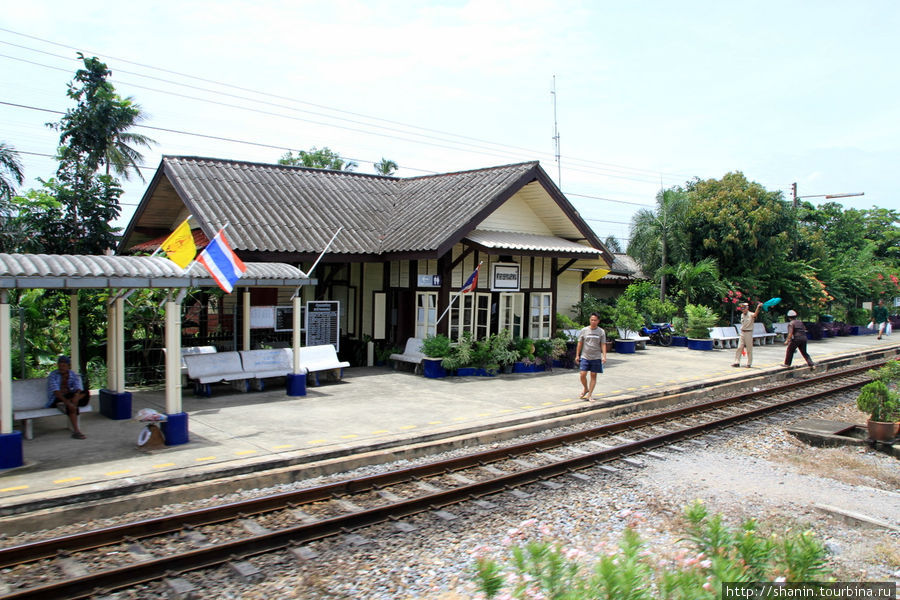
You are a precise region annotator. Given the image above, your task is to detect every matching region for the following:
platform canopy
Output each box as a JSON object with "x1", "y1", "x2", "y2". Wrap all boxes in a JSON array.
[{"x1": 0, "y1": 253, "x2": 312, "y2": 289}]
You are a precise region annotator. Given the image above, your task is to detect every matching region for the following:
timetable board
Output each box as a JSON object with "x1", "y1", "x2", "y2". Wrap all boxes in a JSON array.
[{"x1": 305, "y1": 301, "x2": 340, "y2": 350}]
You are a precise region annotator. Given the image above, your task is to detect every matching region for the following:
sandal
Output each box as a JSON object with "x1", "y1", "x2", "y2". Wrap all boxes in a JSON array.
[{"x1": 72, "y1": 432, "x2": 86, "y2": 440}]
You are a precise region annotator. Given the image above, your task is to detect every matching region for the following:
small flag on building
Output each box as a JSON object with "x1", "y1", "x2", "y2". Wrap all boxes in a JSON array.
[
  {"x1": 581, "y1": 268, "x2": 610, "y2": 284},
  {"x1": 159, "y1": 218, "x2": 196, "y2": 268},
  {"x1": 461, "y1": 263, "x2": 481, "y2": 293},
  {"x1": 197, "y1": 228, "x2": 247, "y2": 293}
]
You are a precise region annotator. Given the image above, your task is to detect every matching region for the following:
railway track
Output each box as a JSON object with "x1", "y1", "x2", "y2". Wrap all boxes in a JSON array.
[{"x1": 0, "y1": 362, "x2": 884, "y2": 599}]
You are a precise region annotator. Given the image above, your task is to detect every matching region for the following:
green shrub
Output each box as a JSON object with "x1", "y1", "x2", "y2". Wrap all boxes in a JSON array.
[
  {"x1": 613, "y1": 296, "x2": 644, "y2": 334},
  {"x1": 856, "y1": 380, "x2": 900, "y2": 422},
  {"x1": 421, "y1": 334, "x2": 452, "y2": 358},
  {"x1": 474, "y1": 501, "x2": 831, "y2": 600},
  {"x1": 441, "y1": 332, "x2": 473, "y2": 370},
  {"x1": 685, "y1": 304, "x2": 717, "y2": 339},
  {"x1": 847, "y1": 307, "x2": 870, "y2": 326},
  {"x1": 490, "y1": 329, "x2": 519, "y2": 368}
]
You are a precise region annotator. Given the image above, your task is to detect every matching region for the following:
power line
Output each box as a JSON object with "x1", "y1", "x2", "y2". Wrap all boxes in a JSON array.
[{"x1": 0, "y1": 29, "x2": 697, "y2": 185}]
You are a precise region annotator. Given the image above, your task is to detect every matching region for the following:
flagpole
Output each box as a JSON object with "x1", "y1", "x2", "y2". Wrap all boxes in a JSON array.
[
  {"x1": 435, "y1": 261, "x2": 482, "y2": 327},
  {"x1": 305, "y1": 227, "x2": 343, "y2": 278}
]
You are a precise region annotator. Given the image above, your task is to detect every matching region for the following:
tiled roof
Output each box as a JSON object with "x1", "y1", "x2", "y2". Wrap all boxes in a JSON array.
[
  {"x1": 156, "y1": 157, "x2": 545, "y2": 255},
  {"x1": 123, "y1": 157, "x2": 608, "y2": 263}
]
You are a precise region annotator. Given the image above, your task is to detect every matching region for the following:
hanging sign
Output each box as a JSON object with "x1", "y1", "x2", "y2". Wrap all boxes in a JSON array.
[{"x1": 491, "y1": 263, "x2": 520, "y2": 291}]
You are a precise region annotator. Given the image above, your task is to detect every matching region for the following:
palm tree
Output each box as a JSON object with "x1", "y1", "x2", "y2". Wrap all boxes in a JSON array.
[
  {"x1": 374, "y1": 158, "x2": 398, "y2": 176},
  {"x1": 103, "y1": 97, "x2": 154, "y2": 182},
  {"x1": 627, "y1": 188, "x2": 689, "y2": 301},
  {"x1": 0, "y1": 142, "x2": 24, "y2": 201}
]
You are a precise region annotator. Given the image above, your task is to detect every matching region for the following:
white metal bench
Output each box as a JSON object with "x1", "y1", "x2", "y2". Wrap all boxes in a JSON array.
[
  {"x1": 709, "y1": 326, "x2": 739, "y2": 349},
  {"x1": 389, "y1": 337, "x2": 426, "y2": 373},
  {"x1": 298, "y1": 344, "x2": 350, "y2": 386},
  {"x1": 617, "y1": 328, "x2": 650, "y2": 350},
  {"x1": 772, "y1": 322, "x2": 789, "y2": 342},
  {"x1": 12, "y1": 378, "x2": 92, "y2": 440},
  {"x1": 731, "y1": 324, "x2": 774, "y2": 346},
  {"x1": 184, "y1": 351, "x2": 249, "y2": 396},
  {"x1": 239, "y1": 348, "x2": 303, "y2": 391}
]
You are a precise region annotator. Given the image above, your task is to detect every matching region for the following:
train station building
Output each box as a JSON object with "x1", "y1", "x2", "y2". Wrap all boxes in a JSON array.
[{"x1": 119, "y1": 157, "x2": 614, "y2": 349}]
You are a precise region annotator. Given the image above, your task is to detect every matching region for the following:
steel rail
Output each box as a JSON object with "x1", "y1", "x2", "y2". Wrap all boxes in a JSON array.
[
  {"x1": 0, "y1": 371, "x2": 875, "y2": 600},
  {"x1": 0, "y1": 363, "x2": 878, "y2": 571}
]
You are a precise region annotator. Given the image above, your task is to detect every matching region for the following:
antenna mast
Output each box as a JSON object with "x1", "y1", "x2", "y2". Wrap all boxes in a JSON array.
[{"x1": 551, "y1": 75, "x2": 561, "y2": 189}]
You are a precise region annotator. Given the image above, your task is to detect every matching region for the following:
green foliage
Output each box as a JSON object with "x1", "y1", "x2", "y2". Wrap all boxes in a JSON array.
[
  {"x1": 373, "y1": 157, "x2": 398, "y2": 176},
  {"x1": 661, "y1": 258, "x2": 724, "y2": 311},
  {"x1": 612, "y1": 296, "x2": 644, "y2": 334},
  {"x1": 856, "y1": 381, "x2": 900, "y2": 422},
  {"x1": 490, "y1": 329, "x2": 519, "y2": 368},
  {"x1": 627, "y1": 187, "x2": 691, "y2": 300},
  {"x1": 684, "y1": 304, "x2": 717, "y2": 338},
  {"x1": 846, "y1": 307, "x2": 869, "y2": 326},
  {"x1": 572, "y1": 295, "x2": 615, "y2": 327},
  {"x1": 474, "y1": 502, "x2": 831, "y2": 599},
  {"x1": 278, "y1": 146, "x2": 358, "y2": 171},
  {"x1": 421, "y1": 334, "x2": 452, "y2": 358},
  {"x1": 515, "y1": 337, "x2": 535, "y2": 362},
  {"x1": 0, "y1": 142, "x2": 24, "y2": 201}
]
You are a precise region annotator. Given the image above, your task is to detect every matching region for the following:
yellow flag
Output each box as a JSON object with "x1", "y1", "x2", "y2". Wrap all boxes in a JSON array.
[
  {"x1": 581, "y1": 268, "x2": 610, "y2": 284},
  {"x1": 160, "y1": 219, "x2": 196, "y2": 268}
]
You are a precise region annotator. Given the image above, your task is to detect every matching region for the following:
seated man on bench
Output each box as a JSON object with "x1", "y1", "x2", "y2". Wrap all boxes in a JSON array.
[{"x1": 47, "y1": 355, "x2": 89, "y2": 439}]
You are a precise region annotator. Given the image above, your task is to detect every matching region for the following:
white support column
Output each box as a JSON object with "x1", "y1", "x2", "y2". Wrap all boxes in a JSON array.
[
  {"x1": 1, "y1": 292, "x2": 11, "y2": 434},
  {"x1": 242, "y1": 289, "x2": 251, "y2": 351},
  {"x1": 69, "y1": 292, "x2": 79, "y2": 372},
  {"x1": 292, "y1": 293, "x2": 302, "y2": 374},
  {"x1": 165, "y1": 294, "x2": 182, "y2": 414},
  {"x1": 115, "y1": 296, "x2": 126, "y2": 392}
]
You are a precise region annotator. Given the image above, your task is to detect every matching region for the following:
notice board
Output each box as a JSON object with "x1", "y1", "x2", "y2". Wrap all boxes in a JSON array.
[{"x1": 306, "y1": 301, "x2": 340, "y2": 350}]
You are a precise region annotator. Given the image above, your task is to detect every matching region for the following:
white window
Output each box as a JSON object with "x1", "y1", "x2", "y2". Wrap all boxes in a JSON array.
[
  {"x1": 498, "y1": 292, "x2": 525, "y2": 338},
  {"x1": 530, "y1": 292, "x2": 553, "y2": 339},
  {"x1": 450, "y1": 292, "x2": 492, "y2": 340},
  {"x1": 415, "y1": 292, "x2": 438, "y2": 338},
  {"x1": 473, "y1": 292, "x2": 491, "y2": 340}
]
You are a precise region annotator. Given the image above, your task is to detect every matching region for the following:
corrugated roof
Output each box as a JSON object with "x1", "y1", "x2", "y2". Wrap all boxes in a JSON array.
[
  {"x1": 465, "y1": 229, "x2": 600, "y2": 256},
  {"x1": 0, "y1": 254, "x2": 311, "y2": 289}
]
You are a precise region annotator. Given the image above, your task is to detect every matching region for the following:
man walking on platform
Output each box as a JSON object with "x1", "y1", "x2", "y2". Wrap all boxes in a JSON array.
[
  {"x1": 732, "y1": 302, "x2": 762, "y2": 368},
  {"x1": 575, "y1": 312, "x2": 607, "y2": 401},
  {"x1": 872, "y1": 299, "x2": 889, "y2": 340}
]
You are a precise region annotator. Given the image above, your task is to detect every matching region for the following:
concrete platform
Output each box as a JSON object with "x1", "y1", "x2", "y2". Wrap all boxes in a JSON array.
[{"x1": 1, "y1": 332, "x2": 897, "y2": 517}]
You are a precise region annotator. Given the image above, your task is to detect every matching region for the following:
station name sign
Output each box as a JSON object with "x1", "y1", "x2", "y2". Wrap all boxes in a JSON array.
[{"x1": 491, "y1": 263, "x2": 520, "y2": 291}]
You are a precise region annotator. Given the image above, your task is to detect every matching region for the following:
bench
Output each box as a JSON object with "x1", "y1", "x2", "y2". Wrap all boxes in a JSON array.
[
  {"x1": 184, "y1": 351, "x2": 249, "y2": 396},
  {"x1": 709, "y1": 326, "x2": 739, "y2": 349},
  {"x1": 239, "y1": 348, "x2": 304, "y2": 391},
  {"x1": 298, "y1": 344, "x2": 350, "y2": 386},
  {"x1": 180, "y1": 346, "x2": 217, "y2": 376},
  {"x1": 731, "y1": 324, "x2": 776, "y2": 346},
  {"x1": 617, "y1": 328, "x2": 650, "y2": 350},
  {"x1": 772, "y1": 322, "x2": 789, "y2": 342},
  {"x1": 12, "y1": 378, "x2": 93, "y2": 440},
  {"x1": 389, "y1": 338, "x2": 426, "y2": 374}
]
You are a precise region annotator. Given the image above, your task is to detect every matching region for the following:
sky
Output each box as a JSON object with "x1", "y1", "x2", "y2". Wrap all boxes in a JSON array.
[{"x1": 1, "y1": 1, "x2": 898, "y2": 247}]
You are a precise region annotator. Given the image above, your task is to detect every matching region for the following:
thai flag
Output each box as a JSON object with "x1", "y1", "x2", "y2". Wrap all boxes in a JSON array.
[
  {"x1": 198, "y1": 228, "x2": 247, "y2": 293},
  {"x1": 460, "y1": 263, "x2": 481, "y2": 293}
]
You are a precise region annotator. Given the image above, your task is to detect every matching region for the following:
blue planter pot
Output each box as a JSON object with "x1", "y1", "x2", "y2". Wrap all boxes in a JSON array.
[
  {"x1": 513, "y1": 362, "x2": 537, "y2": 373},
  {"x1": 687, "y1": 338, "x2": 714, "y2": 351},
  {"x1": 849, "y1": 326, "x2": 862, "y2": 335},
  {"x1": 456, "y1": 367, "x2": 496, "y2": 377},
  {"x1": 615, "y1": 339, "x2": 636, "y2": 354},
  {"x1": 423, "y1": 359, "x2": 446, "y2": 378},
  {"x1": 671, "y1": 336, "x2": 688, "y2": 347}
]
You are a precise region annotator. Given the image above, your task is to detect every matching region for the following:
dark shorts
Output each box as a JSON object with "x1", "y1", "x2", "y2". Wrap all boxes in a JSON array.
[{"x1": 579, "y1": 358, "x2": 604, "y2": 373}]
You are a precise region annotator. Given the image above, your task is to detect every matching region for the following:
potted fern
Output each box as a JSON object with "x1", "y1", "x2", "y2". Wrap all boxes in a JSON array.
[{"x1": 685, "y1": 304, "x2": 717, "y2": 351}]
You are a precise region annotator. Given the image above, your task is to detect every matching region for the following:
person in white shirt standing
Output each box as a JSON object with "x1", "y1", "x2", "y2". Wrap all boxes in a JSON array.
[
  {"x1": 732, "y1": 302, "x2": 763, "y2": 368},
  {"x1": 575, "y1": 312, "x2": 607, "y2": 401}
]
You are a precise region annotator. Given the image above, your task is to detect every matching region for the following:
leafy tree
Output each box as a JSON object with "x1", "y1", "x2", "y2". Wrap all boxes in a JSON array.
[
  {"x1": 627, "y1": 187, "x2": 690, "y2": 301},
  {"x1": 684, "y1": 172, "x2": 794, "y2": 285},
  {"x1": 102, "y1": 95, "x2": 154, "y2": 181},
  {"x1": 603, "y1": 234, "x2": 622, "y2": 253},
  {"x1": 40, "y1": 53, "x2": 144, "y2": 255},
  {"x1": 373, "y1": 157, "x2": 398, "y2": 176},
  {"x1": 278, "y1": 147, "x2": 357, "y2": 171},
  {"x1": 0, "y1": 142, "x2": 24, "y2": 201}
]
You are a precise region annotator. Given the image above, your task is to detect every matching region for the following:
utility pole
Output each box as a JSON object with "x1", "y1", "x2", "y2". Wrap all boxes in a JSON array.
[
  {"x1": 791, "y1": 182, "x2": 798, "y2": 208},
  {"x1": 551, "y1": 75, "x2": 561, "y2": 189}
]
